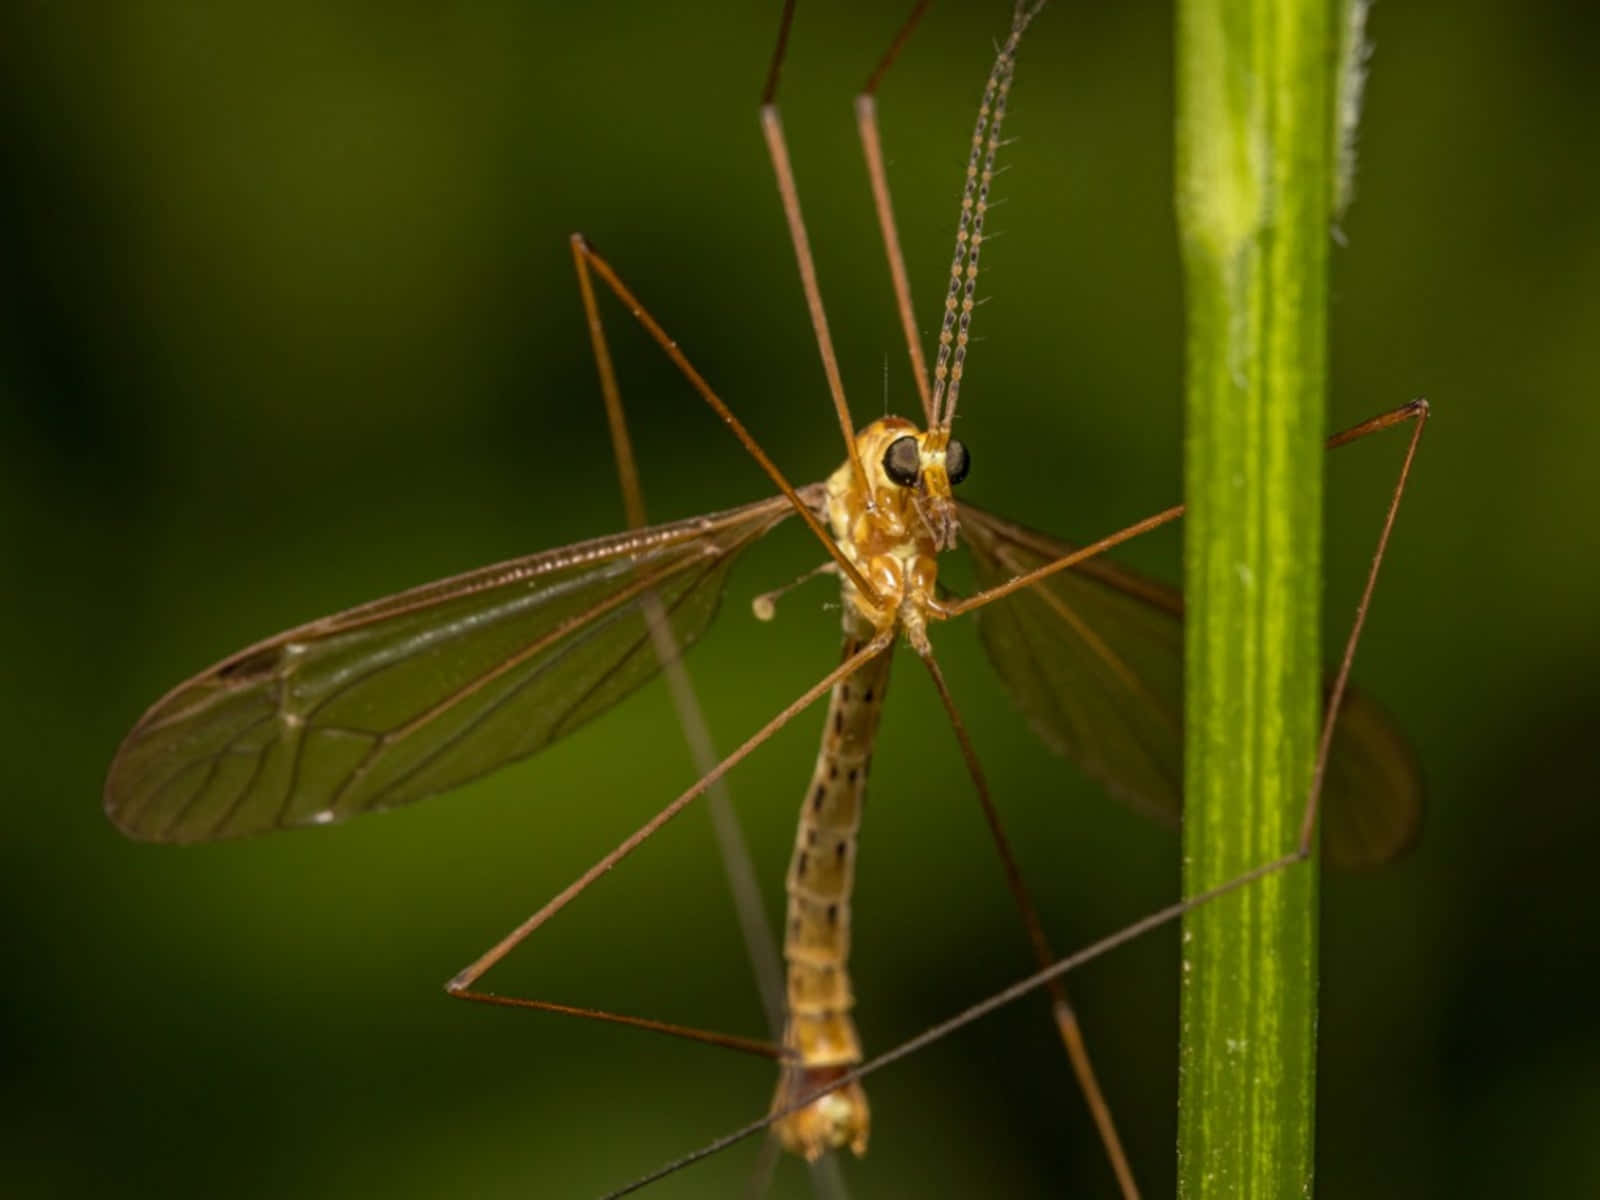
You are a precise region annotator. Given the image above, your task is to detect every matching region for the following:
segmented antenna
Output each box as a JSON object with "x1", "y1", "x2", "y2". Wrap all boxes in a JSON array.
[{"x1": 930, "y1": 1, "x2": 1045, "y2": 433}]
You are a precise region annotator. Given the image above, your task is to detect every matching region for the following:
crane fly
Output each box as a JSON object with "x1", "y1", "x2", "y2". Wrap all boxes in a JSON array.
[{"x1": 103, "y1": 2, "x2": 1429, "y2": 1195}]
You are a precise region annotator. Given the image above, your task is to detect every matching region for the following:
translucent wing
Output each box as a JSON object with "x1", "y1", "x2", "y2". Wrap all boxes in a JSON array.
[
  {"x1": 958, "y1": 502, "x2": 1423, "y2": 869},
  {"x1": 107, "y1": 490, "x2": 815, "y2": 844}
]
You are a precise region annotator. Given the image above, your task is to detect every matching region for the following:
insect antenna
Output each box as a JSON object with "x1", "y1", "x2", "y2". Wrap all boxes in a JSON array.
[{"x1": 930, "y1": 1, "x2": 1046, "y2": 433}]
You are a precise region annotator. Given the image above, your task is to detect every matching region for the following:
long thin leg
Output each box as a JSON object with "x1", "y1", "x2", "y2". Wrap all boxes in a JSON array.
[
  {"x1": 575, "y1": 237, "x2": 822, "y2": 1200},
  {"x1": 599, "y1": 857, "x2": 1301, "y2": 1200},
  {"x1": 944, "y1": 502, "x2": 1188, "y2": 617},
  {"x1": 1302, "y1": 397, "x2": 1429, "y2": 850},
  {"x1": 570, "y1": 234, "x2": 882, "y2": 607},
  {"x1": 916, "y1": 641, "x2": 1141, "y2": 1200},
  {"x1": 444, "y1": 632, "x2": 895, "y2": 1056},
  {"x1": 948, "y1": 399, "x2": 1429, "y2": 619},
  {"x1": 853, "y1": 0, "x2": 935, "y2": 427},
  {"x1": 759, "y1": 0, "x2": 872, "y2": 500},
  {"x1": 604, "y1": 399, "x2": 1429, "y2": 1197},
  {"x1": 572, "y1": 236, "x2": 787, "y2": 1040}
]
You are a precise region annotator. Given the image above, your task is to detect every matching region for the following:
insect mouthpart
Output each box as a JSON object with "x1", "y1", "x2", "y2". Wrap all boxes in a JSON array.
[{"x1": 913, "y1": 488, "x2": 961, "y2": 552}]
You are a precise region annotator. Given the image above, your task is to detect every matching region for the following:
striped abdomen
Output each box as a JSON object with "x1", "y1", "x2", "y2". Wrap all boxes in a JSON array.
[{"x1": 771, "y1": 617, "x2": 892, "y2": 1160}]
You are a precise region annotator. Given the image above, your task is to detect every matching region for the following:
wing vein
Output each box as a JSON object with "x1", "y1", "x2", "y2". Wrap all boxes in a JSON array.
[{"x1": 356, "y1": 547, "x2": 729, "y2": 815}]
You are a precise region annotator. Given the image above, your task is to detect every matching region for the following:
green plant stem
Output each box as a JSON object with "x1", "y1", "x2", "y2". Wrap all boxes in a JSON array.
[{"x1": 1175, "y1": 0, "x2": 1338, "y2": 1195}]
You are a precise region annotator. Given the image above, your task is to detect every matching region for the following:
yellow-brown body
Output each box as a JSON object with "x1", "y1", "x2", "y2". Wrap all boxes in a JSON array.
[{"x1": 771, "y1": 418, "x2": 962, "y2": 1159}]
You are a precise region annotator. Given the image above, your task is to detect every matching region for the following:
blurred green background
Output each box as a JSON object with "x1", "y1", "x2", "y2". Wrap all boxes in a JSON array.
[{"x1": 5, "y1": 1, "x2": 1597, "y2": 1197}]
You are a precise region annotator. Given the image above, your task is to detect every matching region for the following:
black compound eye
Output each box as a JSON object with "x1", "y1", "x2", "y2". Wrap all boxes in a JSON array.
[
  {"x1": 882, "y1": 435, "x2": 921, "y2": 487},
  {"x1": 945, "y1": 439, "x2": 971, "y2": 485}
]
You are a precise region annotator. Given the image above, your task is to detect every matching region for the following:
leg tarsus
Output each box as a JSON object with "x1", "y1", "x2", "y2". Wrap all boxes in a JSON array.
[
  {"x1": 1301, "y1": 397, "x2": 1430, "y2": 853},
  {"x1": 916, "y1": 643, "x2": 1141, "y2": 1200},
  {"x1": 444, "y1": 982, "x2": 783, "y2": 1062}
]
